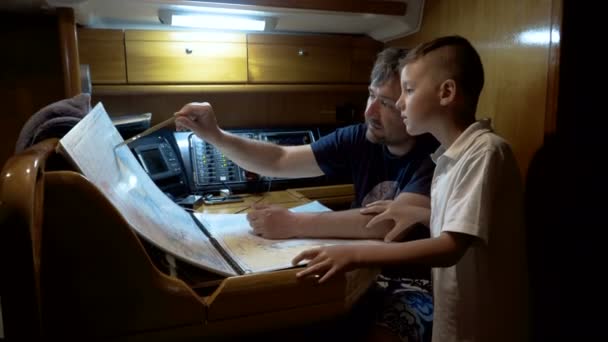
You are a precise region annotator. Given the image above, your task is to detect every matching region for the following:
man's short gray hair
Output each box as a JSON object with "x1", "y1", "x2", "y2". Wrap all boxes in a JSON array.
[{"x1": 370, "y1": 47, "x2": 408, "y2": 87}]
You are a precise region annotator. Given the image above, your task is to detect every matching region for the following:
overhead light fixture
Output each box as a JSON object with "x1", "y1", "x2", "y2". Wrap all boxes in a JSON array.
[
  {"x1": 159, "y1": 9, "x2": 274, "y2": 32},
  {"x1": 173, "y1": 13, "x2": 265, "y2": 30}
]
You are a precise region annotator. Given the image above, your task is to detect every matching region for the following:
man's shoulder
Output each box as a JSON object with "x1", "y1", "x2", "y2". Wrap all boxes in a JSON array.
[
  {"x1": 318, "y1": 123, "x2": 365, "y2": 137},
  {"x1": 338, "y1": 123, "x2": 367, "y2": 135},
  {"x1": 323, "y1": 123, "x2": 368, "y2": 144},
  {"x1": 311, "y1": 123, "x2": 369, "y2": 156}
]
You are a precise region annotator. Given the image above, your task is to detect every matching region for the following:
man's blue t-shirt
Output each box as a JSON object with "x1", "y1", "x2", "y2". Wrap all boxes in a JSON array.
[{"x1": 311, "y1": 124, "x2": 437, "y2": 208}]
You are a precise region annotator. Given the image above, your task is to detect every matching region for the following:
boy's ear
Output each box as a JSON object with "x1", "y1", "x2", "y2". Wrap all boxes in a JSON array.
[{"x1": 439, "y1": 79, "x2": 456, "y2": 106}]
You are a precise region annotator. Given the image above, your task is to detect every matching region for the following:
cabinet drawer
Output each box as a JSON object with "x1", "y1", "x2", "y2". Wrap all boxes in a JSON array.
[
  {"x1": 78, "y1": 29, "x2": 126, "y2": 84},
  {"x1": 126, "y1": 41, "x2": 247, "y2": 84},
  {"x1": 248, "y1": 44, "x2": 351, "y2": 83},
  {"x1": 247, "y1": 34, "x2": 352, "y2": 83}
]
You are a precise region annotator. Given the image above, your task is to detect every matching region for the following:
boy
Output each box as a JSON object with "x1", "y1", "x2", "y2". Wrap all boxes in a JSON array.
[{"x1": 294, "y1": 36, "x2": 529, "y2": 341}]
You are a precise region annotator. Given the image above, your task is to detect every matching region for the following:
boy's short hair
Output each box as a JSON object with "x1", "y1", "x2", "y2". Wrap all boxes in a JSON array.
[
  {"x1": 401, "y1": 36, "x2": 484, "y2": 106},
  {"x1": 370, "y1": 47, "x2": 408, "y2": 87}
]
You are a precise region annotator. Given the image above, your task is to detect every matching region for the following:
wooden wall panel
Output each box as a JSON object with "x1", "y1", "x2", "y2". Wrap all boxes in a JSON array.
[
  {"x1": 248, "y1": 44, "x2": 351, "y2": 83},
  {"x1": 125, "y1": 30, "x2": 248, "y2": 84},
  {"x1": 127, "y1": 41, "x2": 248, "y2": 84},
  {"x1": 0, "y1": 11, "x2": 67, "y2": 167},
  {"x1": 91, "y1": 90, "x2": 367, "y2": 129},
  {"x1": 248, "y1": 33, "x2": 353, "y2": 84},
  {"x1": 351, "y1": 36, "x2": 383, "y2": 83},
  {"x1": 57, "y1": 7, "x2": 81, "y2": 97},
  {"x1": 78, "y1": 28, "x2": 127, "y2": 84},
  {"x1": 388, "y1": 0, "x2": 560, "y2": 175}
]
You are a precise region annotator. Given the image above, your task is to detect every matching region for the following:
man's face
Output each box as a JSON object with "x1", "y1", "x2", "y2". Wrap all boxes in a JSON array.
[
  {"x1": 396, "y1": 58, "x2": 440, "y2": 136},
  {"x1": 364, "y1": 76, "x2": 411, "y2": 146}
]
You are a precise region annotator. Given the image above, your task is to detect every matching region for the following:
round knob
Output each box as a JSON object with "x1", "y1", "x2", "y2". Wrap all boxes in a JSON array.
[
  {"x1": 297, "y1": 48, "x2": 307, "y2": 57},
  {"x1": 185, "y1": 48, "x2": 193, "y2": 54}
]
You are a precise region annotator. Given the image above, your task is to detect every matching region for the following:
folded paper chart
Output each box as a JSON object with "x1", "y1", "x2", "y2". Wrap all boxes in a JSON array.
[{"x1": 58, "y1": 103, "x2": 382, "y2": 276}]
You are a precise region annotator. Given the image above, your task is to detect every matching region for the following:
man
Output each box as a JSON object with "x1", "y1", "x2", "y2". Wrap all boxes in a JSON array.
[{"x1": 175, "y1": 48, "x2": 437, "y2": 342}]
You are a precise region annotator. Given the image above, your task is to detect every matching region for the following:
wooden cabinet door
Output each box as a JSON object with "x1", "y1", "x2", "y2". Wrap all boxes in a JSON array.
[
  {"x1": 350, "y1": 36, "x2": 383, "y2": 83},
  {"x1": 78, "y1": 28, "x2": 127, "y2": 84},
  {"x1": 248, "y1": 34, "x2": 352, "y2": 83},
  {"x1": 125, "y1": 30, "x2": 247, "y2": 84}
]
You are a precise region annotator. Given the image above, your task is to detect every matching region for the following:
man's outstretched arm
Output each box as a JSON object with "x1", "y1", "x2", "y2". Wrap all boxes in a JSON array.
[{"x1": 175, "y1": 102, "x2": 324, "y2": 178}]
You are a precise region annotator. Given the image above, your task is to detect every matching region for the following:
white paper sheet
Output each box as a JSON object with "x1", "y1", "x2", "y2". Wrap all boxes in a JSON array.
[{"x1": 59, "y1": 103, "x2": 236, "y2": 276}]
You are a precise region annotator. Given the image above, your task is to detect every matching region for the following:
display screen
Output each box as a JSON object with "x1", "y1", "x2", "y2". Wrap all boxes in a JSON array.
[
  {"x1": 264, "y1": 132, "x2": 312, "y2": 146},
  {"x1": 140, "y1": 149, "x2": 168, "y2": 174}
]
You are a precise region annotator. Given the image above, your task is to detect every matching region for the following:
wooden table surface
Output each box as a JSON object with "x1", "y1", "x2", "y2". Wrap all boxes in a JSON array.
[{"x1": 196, "y1": 190, "x2": 311, "y2": 214}]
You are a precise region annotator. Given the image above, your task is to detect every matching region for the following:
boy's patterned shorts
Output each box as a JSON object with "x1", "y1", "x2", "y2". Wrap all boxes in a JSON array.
[{"x1": 372, "y1": 274, "x2": 434, "y2": 342}]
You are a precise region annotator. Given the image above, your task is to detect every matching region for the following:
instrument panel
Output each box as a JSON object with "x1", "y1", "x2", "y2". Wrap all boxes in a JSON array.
[{"x1": 188, "y1": 130, "x2": 316, "y2": 191}]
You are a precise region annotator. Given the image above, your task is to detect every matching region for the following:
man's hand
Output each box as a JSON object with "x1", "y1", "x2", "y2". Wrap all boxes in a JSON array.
[
  {"x1": 174, "y1": 102, "x2": 222, "y2": 141},
  {"x1": 292, "y1": 245, "x2": 361, "y2": 283},
  {"x1": 361, "y1": 200, "x2": 430, "y2": 242},
  {"x1": 246, "y1": 204, "x2": 299, "y2": 239}
]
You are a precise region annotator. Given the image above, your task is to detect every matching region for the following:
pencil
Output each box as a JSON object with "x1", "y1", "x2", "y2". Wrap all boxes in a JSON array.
[
  {"x1": 233, "y1": 195, "x2": 267, "y2": 214},
  {"x1": 114, "y1": 116, "x2": 176, "y2": 148}
]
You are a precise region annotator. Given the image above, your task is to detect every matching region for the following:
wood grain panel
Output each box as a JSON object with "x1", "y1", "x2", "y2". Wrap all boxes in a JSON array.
[
  {"x1": 388, "y1": 0, "x2": 559, "y2": 175},
  {"x1": 126, "y1": 30, "x2": 246, "y2": 43},
  {"x1": 248, "y1": 33, "x2": 352, "y2": 47},
  {"x1": 351, "y1": 47, "x2": 379, "y2": 83},
  {"x1": 57, "y1": 8, "x2": 80, "y2": 97},
  {"x1": 289, "y1": 184, "x2": 355, "y2": 210},
  {"x1": 0, "y1": 12, "x2": 66, "y2": 167},
  {"x1": 91, "y1": 88, "x2": 368, "y2": 128},
  {"x1": 78, "y1": 28, "x2": 124, "y2": 41},
  {"x1": 198, "y1": 191, "x2": 308, "y2": 214},
  {"x1": 350, "y1": 36, "x2": 383, "y2": 83},
  {"x1": 288, "y1": 184, "x2": 355, "y2": 199},
  {"x1": 206, "y1": 268, "x2": 343, "y2": 321},
  {"x1": 544, "y1": 0, "x2": 562, "y2": 135},
  {"x1": 248, "y1": 33, "x2": 358, "y2": 83},
  {"x1": 127, "y1": 41, "x2": 247, "y2": 83},
  {"x1": 93, "y1": 84, "x2": 367, "y2": 95},
  {"x1": 248, "y1": 44, "x2": 351, "y2": 83},
  {"x1": 78, "y1": 29, "x2": 127, "y2": 84}
]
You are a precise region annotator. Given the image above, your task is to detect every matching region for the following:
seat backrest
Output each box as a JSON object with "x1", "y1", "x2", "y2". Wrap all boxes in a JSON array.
[
  {"x1": 0, "y1": 139, "x2": 206, "y2": 340},
  {"x1": 0, "y1": 138, "x2": 58, "y2": 340}
]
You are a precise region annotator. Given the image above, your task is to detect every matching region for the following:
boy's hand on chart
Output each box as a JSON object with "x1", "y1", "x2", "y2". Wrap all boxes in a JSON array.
[
  {"x1": 247, "y1": 204, "x2": 299, "y2": 239},
  {"x1": 362, "y1": 201, "x2": 428, "y2": 242},
  {"x1": 174, "y1": 102, "x2": 221, "y2": 141},
  {"x1": 292, "y1": 245, "x2": 360, "y2": 283}
]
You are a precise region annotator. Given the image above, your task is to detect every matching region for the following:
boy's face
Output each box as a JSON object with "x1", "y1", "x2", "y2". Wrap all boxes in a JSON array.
[
  {"x1": 396, "y1": 58, "x2": 440, "y2": 136},
  {"x1": 364, "y1": 76, "x2": 411, "y2": 146}
]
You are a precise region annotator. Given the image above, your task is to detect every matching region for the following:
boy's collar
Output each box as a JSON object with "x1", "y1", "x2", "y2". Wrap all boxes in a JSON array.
[{"x1": 431, "y1": 118, "x2": 493, "y2": 162}]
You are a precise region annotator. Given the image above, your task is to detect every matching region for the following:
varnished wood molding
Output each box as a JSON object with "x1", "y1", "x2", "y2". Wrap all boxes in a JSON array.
[
  {"x1": 93, "y1": 84, "x2": 368, "y2": 95},
  {"x1": 544, "y1": 0, "x2": 562, "y2": 136},
  {"x1": 194, "y1": 0, "x2": 407, "y2": 16},
  {"x1": 57, "y1": 7, "x2": 81, "y2": 97},
  {"x1": 126, "y1": 30, "x2": 246, "y2": 42},
  {"x1": 287, "y1": 184, "x2": 355, "y2": 199}
]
